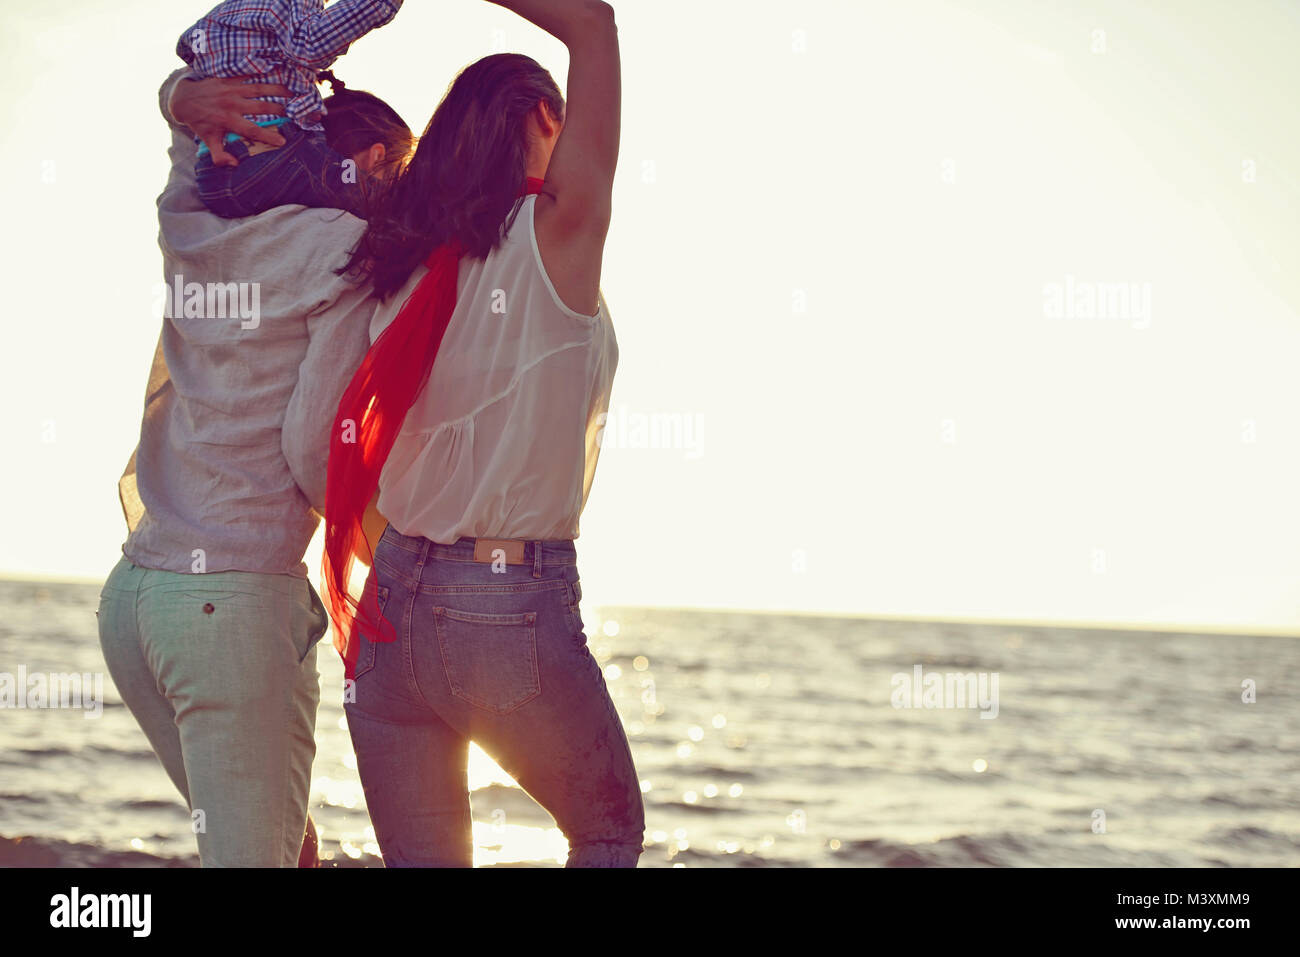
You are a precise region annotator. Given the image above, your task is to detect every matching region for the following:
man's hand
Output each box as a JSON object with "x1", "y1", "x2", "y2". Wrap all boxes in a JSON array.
[{"x1": 169, "y1": 76, "x2": 292, "y2": 167}]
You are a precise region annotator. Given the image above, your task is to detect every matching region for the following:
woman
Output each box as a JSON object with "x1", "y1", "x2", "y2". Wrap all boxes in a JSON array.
[{"x1": 323, "y1": 0, "x2": 643, "y2": 866}]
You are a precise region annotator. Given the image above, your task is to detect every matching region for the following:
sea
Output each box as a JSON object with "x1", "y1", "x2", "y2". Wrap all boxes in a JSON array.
[{"x1": 1, "y1": 578, "x2": 1297, "y2": 867}]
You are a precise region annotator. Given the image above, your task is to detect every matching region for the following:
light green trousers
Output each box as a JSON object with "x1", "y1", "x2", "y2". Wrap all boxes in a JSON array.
[{"x1": 96, "y1": 556, "x2": 326, "y2": 866}]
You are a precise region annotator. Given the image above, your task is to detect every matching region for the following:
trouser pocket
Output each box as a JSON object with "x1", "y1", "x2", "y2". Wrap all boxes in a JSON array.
[
  {"x1": 294, "y1": 579, "x2": 329, "y2": 665},
  {"x1": 434, "y1": 606, "x2": 540, "y2": 715}
]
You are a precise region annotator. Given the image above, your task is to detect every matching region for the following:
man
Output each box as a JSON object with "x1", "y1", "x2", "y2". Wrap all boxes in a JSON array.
[{"x1": 97, "y1": 68, "x2": 389, "y2": 866}]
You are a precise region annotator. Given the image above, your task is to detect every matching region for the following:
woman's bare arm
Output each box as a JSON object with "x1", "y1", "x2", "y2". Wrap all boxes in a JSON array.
[{"x1": 487, "y1": 0, "x2": 620, "y2": 315}]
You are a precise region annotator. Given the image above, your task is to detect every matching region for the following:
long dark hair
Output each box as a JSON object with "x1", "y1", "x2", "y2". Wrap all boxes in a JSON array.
[{"x1": 340, "y1": 53, "x2": 565, "y2": 300}]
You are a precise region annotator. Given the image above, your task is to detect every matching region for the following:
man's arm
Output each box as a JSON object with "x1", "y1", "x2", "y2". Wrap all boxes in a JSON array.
[
  {"x1": 281, "y1": 280, "x2": 376, "y2": 515},
  {"x1": 284, "y1": 0, "x2": 404, "y2": 70},
  {"x1": 157, "y1": 70, "x2": 292, "y2": 217}
]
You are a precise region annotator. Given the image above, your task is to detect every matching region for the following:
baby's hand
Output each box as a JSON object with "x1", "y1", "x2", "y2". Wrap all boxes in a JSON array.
[{"x1": 170, "y1": 75, "x2": 292, "y2": 167}]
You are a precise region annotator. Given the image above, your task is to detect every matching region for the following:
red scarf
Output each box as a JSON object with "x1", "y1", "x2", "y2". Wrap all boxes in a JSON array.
[{"x1": 323, "y1": 177, "x2": 546, "y2": 680}]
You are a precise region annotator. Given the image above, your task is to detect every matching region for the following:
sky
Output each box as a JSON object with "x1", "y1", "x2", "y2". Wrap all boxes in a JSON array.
[{"x1": 1, "y1": 0, "x2": 1297, "y2": 634}]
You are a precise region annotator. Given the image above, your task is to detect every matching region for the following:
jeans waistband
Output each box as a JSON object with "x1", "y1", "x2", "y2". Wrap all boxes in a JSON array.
[{"x1": 378, "y1": 527, "x2": 577, "y2": 568}]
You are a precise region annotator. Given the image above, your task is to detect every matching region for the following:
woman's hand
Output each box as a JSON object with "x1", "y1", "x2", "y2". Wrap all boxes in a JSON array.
[
  {"x1": 361, "y1": 492, "x2": 390, "y2": 560},
  {"x1": 169, "y1": 76, "x2": 293, "y2": 167}
]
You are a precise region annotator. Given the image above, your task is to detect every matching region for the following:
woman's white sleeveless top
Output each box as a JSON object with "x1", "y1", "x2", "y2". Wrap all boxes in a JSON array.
[{"x1": 370, "y1": 193, "x2": 618, "y2": 543}]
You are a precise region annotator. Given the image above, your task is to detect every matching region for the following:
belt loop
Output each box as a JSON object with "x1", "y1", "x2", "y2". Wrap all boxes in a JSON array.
[
  {"x1": 532, "y1": 540, "x2": 542, "y2": 578},
  {"x1": 415, "y1": 537, "x2": 432, "y2": 582}
]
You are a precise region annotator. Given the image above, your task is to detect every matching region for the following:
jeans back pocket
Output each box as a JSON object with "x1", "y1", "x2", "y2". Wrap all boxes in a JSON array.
[{"x1": 433, "y1": 606, "x2": 540, "y2": 715}]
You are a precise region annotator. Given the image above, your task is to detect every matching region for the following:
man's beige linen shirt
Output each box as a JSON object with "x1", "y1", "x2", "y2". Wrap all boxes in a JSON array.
[{"x1": 118, "y1": 69, "x2": 377, "y2": 578}]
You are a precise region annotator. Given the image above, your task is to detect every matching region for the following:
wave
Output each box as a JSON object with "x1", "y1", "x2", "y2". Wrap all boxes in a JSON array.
[
  {"x1": 837, "y1": 832, "x2": 1044, "y2": 867},
  {"x1": 1205, "y1": 825, "x2": 1300, "y2": 848}
]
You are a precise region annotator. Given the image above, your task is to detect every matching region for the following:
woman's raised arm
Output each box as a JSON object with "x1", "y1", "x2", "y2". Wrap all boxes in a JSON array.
[{"x1": 488, "y1": 0, "x2": 621, "y2": 316}]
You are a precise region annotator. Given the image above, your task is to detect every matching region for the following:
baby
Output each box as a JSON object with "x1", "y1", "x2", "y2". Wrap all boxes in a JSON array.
[{"x1": 177, "y1": 0, "x2": 404, "y2": 218}]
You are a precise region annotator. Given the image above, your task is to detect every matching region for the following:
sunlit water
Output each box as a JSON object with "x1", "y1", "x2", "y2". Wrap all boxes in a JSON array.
[{"x1": 1, "y1": 579, "x2": 1297, "y2": 867}]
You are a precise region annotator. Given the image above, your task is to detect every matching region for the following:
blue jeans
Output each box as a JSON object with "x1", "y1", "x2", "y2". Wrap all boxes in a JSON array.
[
  {"x1": 345, "y1": 528, "x2": 646, "y2": 866},
  {"x1": 96, "y1": 557, "x2": 326, "y2": 866},
  {"x1": 195, "y1": 123, "x2": 367, "y2": 219}
]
